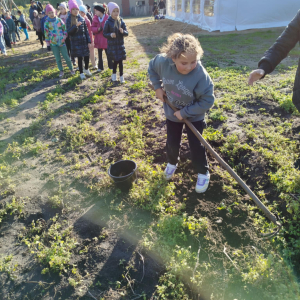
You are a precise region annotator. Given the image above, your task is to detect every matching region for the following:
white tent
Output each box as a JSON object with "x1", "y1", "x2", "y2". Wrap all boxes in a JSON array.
[{"x1": 166, "y1": 0, "x2": 300, "y2": 32}]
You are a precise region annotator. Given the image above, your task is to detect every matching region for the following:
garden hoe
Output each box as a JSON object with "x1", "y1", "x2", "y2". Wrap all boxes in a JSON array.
[{"x1": 148, "y1": 83, "x2": 282, "y2": 238}]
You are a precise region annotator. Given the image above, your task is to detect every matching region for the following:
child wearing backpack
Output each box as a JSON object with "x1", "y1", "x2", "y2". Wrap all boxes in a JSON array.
[
  {"x1": 91, "y1": 3, "x2": 112, "y2": 72},
  {"x1": 103, "y1": 2, "x2": 128, "y2": 83},
  {"x1": 148, "y1": 33, "x2": 215, "y2": 193},
  {"x1": 32, "y1": 10, "x2": 44, "y2": 47},
  {"x1": 44, "y1": 4, "x2": 75, "y2": 77},
  {"x1": 17, "y1": 10, "x2": 29, "y2": 41}
]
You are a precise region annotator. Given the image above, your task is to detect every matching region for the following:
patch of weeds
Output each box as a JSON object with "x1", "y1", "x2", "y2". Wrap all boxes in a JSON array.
[
  {"x1": 0, "y1": 255, "x2": 18, "y2": 279},
  {"x1": 22, "y1": 215, "x2": 77, "y2": 274},
  {"x1": 0, "y1": 197, "x2": 25, "y2": 225},
  {"x1": 209, "y1": 108, "x2": 227, "y2": 121}
]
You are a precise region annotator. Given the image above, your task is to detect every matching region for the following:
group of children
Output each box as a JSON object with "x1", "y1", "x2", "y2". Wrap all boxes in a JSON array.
[
  {"x1": 37, "y1": 1, "x2": 128, "y2": 81},
  {"x1": 1, "y1": 1, "x2": 215, "y2": 192},
  {"x1": 0, "y1": 9, "x2": 31, "y2": 55}
]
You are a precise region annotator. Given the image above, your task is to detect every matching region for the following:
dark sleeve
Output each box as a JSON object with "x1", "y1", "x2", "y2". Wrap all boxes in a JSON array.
[
  {"x1": 258, "y1": 10, "x2": 300, "y2": 75},
  {"x1": 84, "y1": 21, "x2": 91, "y2": 43},
  {"x1": 121, "y1": 20, "x2": 128, "y2": 37},
  {"x1": 103, "y1": 21, "x2": 112, "y2": 39},
  {"x1": 87, "y1": 13, "x2": 92, "y2": 23}
]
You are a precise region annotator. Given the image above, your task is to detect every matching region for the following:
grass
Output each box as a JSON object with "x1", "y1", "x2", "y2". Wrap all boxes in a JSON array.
[{"x1": 1, "y1": 23, "x2": 300, "y2": 299}]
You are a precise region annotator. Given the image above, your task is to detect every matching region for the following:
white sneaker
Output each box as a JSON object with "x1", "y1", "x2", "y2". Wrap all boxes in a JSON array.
[
  {"x1": 80, "y1": 73, "x2": 86, "y2": 80},
  {"x1": 164, "y1": 163, "x2": 177, "y2": 180},
  {"x1": 111, "y1": 74, "x2": 117, "y2": 81},
  {"x1": 97, "y1": 69, "x2": 103, "y2": 72},
  {"x1": 92, "y1": 65, "x2": 97, "y2": 69},
  {"x1": 195, "y1": 171, "x2": 210, "y2": 193},
  {"x1": 120, "y1": 75, "x2": 125, "y2": 83},
  {"x1": 83, "y1": 69, "x2": 92, "y2": 76}
]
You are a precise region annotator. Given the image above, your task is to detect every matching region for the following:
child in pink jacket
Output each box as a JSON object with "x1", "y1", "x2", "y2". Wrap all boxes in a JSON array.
[
  {"x1": 79, "y1": 5, "x2": 96, "y2": 69},
  {"x1": 91, "y1": 4, "x2": 112, "y2": 72}
]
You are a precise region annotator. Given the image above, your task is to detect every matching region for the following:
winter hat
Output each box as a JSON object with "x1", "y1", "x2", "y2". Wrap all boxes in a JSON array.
[
  {"x1": 75, "y1": 0, "x2": 83, "y2": 6},
  {"x1": 79, "y1": 4, "x2": 87, "y2": 13},
  {"x1": 94, "y1": 4, "x2": 105, "y2": 13},
  {"x1": 45, "y1": 4, "x2": 56, "y2": 14},
  {"x1": 59, "y1": 2, "x2": 67, "y2": 9},
  {"x1": 33, "y1": 9, "x2": 38, "y2": 15},
  {"x1": 68, "y1": 0, "x2": 79, "y2": 11},
  {"x1": 107, "y1": 2, "x2": 119, "y2": 15}
]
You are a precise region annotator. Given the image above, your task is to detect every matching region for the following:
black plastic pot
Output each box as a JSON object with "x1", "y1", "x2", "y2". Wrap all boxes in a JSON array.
[{"x1": 108, "y1": 160, "x2": 137, "y2": 191}]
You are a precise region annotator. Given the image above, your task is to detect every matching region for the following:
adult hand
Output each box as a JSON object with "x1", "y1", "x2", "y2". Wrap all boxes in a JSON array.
[
  {"x1": 248, "y1": 69, "x2": 265, "y2": 85},
  {"x1": 111, "y1": 32, "x2": 116, "y2": 38},
  {"x1": 174, "y1": 110, "x2": 183, "y2": 121},
  {"x1": 119, "y1": 27, "x2": 123, "y2": 34},
  {"x1": 155, "y1": 88, "x2": 166, "y2": 103}
]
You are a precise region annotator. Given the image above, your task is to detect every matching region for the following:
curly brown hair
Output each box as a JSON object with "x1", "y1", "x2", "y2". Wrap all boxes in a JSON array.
[{"x1": 160, "y1": 33, "x2": 204, "y2": 60}]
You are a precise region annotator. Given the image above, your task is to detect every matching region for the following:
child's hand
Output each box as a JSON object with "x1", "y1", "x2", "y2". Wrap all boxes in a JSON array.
[
  {"x1": 174, "y1": 110, "x2": 183, "y2": 121},
  {"x1": 76, "y1": 21, "x2": 82, "y2": 27},
  {"x1": 111, "y1": 32, "x2": 116, "y2": 38},
  {"x1": 248, "y1": 69, "x2": 265, "y2": 85},
  {"x1": 119, "y1": 27, "x2": 123, "y2": 34},
  {"x1": 155, "y1": 88, "x2": 166, "y2": 102}
]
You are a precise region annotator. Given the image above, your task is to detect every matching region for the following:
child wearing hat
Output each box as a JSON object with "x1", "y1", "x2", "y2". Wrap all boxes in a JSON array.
[
  {"x1": 44, "y1": 4, "x2": 75, "y2": 77},
  {"x1": 79, "y1": 4, "x2": 96, "y2": 69},
  {"x1": 103, "y1": 2, "x2": 128, "y2": 83},
  {"x1": 32, "y1": 10, "x2": 44, "y2": 47},
  {"x1": 66, "y1": 0, "x2": 92, "y2": 80},
  {"x1": 91, "y1": 3, "x2": 112, "y2": 72}
]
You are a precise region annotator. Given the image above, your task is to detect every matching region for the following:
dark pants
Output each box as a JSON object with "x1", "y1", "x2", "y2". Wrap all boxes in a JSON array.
[
  {"x1": 78, "y1": 56, "x2": 89, "y2": 73},
  {"x1": 113, "y1": 60, "x2": 123, "y2": 76},
  {"x1": 37, "y1": 31, "x2": 43, "y2": 46},
  {"x1": 4, "y1": 33, "x2": 11, "y2": 48},
  {"x1": 15, "y1": 27, "x2": 20, "y2": 40},
  {"x1": 166, "y1": 119, "x2": 208, "y2": 174},
  {"x1": 65, "y1": 36, "x2": 75, "y2": 63},
  {"x1": 98, "y1": 48, "x2": 113, "y2": 70}
]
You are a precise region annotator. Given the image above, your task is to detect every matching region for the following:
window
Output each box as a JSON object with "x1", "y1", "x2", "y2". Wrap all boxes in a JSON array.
[
  {"x1": 185, "y1": 0, "x2": 190, "y2": 13},
  {"x1": 204, "y1": 0, "x2": 215, "y2": 16},
  {"x1": 171, "y1": 0, "x2": 176, "y2": 11},
  {"x1": 136, "y1": 1, "x2": 145, "y2": 5},
  {"x1": 193, "y1": 0, "x2": 200, "y2": 14},
  {"x1": 177, "y1": 0, "x2": 182, "y2": 12}
]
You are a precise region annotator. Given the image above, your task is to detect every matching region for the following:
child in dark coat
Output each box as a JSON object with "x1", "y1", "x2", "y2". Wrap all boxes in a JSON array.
[
  {"x1": 32, "y1": 10, "x2": 44, "y2": 47},
  {"x1": 103, "y1": 2, "x2": 128, "y2": 83},
  {"x1": 66, "y1": 0, "x2": 91, "y2": 80},
  {"x1": 4, "y1": 12, "x2": 16, "y2": 44}
]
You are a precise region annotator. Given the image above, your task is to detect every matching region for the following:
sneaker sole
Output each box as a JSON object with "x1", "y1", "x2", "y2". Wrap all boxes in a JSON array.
[{"x1": 195, "y1": 185, "x2": 209, "y2": 193}]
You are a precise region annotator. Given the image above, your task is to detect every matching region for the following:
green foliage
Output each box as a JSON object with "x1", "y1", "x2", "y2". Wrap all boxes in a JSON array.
[
  {"x1": 22, "y1": 215, "x2": 77, "y2": 274},
  {"x1": 0, "y1": 197, "x2": 24, "y2": 225}
]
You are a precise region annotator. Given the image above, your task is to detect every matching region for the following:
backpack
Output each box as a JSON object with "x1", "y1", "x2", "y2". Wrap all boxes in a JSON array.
[{"x1": 36, "y1": 1, "x2": 43, "y2": 13}]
